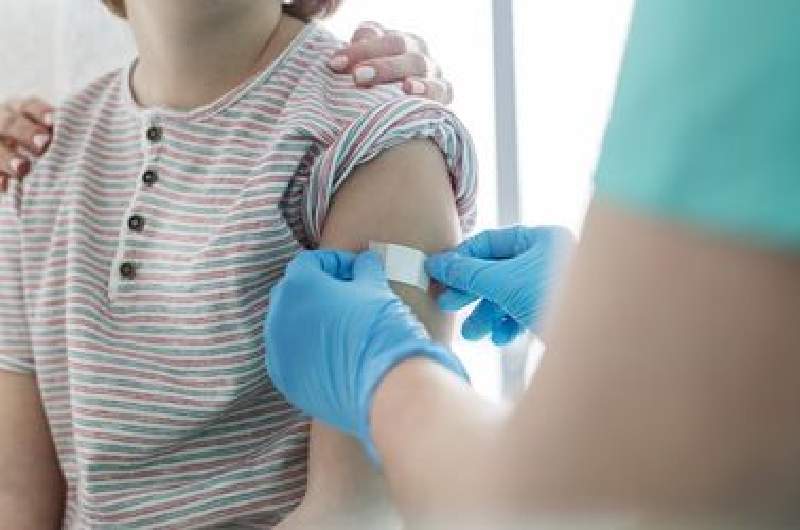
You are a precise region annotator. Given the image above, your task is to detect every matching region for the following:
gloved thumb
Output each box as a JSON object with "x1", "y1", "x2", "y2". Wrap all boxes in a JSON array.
[
  {"x1": 287, "y1": 250, "x2": 357, "y2": 280},
  {"x1": 425, "y1": 251, "x2": 494, "y2": 296},
  {"x1": 353, "y1": 250, "x2": 388, "y2": 285}
]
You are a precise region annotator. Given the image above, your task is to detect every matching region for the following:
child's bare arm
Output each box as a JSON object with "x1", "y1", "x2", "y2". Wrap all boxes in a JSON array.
[
  {"x1": 0, "y1": 372, "x2": 65, "y2": 529},
  {"x1": 290, "y1": 139, "x2": 461, "y2": 527}
]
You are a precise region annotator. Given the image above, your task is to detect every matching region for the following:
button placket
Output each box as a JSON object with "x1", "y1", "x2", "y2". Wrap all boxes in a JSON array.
[{"x1": 109, "y1": 115, "x2": 163, "y2": 300}]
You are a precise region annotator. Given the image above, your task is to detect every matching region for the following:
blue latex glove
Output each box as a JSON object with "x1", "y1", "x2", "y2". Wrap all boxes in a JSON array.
[
  {"x1": 265, "y1": 250, "x2": 468, "y2": 462},
  {"x1": 425, "y1": 226, "x2": 574, "y2": 346}
]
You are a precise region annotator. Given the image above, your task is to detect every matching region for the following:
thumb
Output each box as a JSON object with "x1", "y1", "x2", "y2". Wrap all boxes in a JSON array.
[
  {"x1": 288, "y1": 250, "x2": 357, "y2": 280},
  {"x1": 353, "y1": 250, "x2": 388, "y2": 285},
  {"x1": 425, "y1": 252, "x2": 494, "y2": 296}
]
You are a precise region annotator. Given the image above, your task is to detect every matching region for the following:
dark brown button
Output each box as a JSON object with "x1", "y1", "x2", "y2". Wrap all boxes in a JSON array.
[
  {"x1": 127, "y1": 214, "x2": 144, "y2": 232},
  {"x1": 146, "y1": 126, "x2": 163, "y2": 142},
  {"x1": 119, "y1": 261, "x2": 136, "y2": 280},
  {"x1": 142, "y1": 170, "x2": 158, "y2": 186}
]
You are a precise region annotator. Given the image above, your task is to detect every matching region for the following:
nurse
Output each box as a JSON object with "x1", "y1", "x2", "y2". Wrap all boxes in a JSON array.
[{"x1": 266, "y1": 0, "x2": 800, "y2": 526}]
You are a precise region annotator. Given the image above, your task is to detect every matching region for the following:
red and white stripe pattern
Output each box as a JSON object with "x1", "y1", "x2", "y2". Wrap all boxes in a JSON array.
[{"x1": 0, "y1": 24, "x2": 476, "y2": 528}]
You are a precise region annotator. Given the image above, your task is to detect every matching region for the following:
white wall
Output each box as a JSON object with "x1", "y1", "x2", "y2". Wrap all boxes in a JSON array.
[
  {"x1": 0, "y1": 0, "x2": 133, "y2": 102},
  {"x1": 0, "y1": 0, "x2": 58, "y2": 100},
  {"x1": 515, "y1": 0, "x2": 634, "y2": 234}
]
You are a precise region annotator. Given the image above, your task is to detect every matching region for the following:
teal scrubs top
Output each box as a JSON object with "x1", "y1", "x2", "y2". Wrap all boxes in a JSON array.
[{"x1": 594, "y1": 0, "x2": 800, "y2": 249}]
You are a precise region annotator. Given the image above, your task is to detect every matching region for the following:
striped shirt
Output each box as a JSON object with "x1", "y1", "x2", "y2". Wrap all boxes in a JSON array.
[{"x1": 0, "y1": 24, "x2": 476, "y2": 529}]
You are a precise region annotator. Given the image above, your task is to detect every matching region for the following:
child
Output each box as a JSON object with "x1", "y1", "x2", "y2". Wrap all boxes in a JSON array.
[{"x1": 0, "y1": 0, "x2": 476, "y2": 527}]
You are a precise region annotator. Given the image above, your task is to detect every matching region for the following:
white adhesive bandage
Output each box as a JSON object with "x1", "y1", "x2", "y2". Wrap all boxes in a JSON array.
[{"x1": 369, "y1": 242, "x2": 430, "y2": 292}]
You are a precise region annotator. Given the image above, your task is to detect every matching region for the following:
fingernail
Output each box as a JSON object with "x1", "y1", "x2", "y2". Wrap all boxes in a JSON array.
[
  {"x1": 354, "y1": 66, "x2": 376, "y2": 85},
  {"x1": 409, "y1": 79, "x2": 426, "y2": 95},
  {"x1": 355, "y1": 22, "x2": 380, "y2": 41},
  {"x1": 329, "y1": 55, "x2": 349, "y2": 71},
  {"x1": 33, "y1": 134, "x2": 50, "y2": 151},
  {"x1": 43, "y1": 111, "x2": 54, "y2": 126},
  {"x1": 9, "y1": 157, "x2": 25, "y2": 175}
]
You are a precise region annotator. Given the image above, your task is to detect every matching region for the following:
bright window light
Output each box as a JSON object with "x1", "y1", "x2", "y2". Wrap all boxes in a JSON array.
[{"x1": 514, "y1": 0, "x2": 634, "y2": 234}]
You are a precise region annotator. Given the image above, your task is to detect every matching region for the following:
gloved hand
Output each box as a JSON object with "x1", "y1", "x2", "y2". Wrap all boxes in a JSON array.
[
  {"x1": 265, "y1": 250, "x2": 468, "y2": 462},
  {"x1": 425, "y1": 226, "x2": 574, "y2": 346}
]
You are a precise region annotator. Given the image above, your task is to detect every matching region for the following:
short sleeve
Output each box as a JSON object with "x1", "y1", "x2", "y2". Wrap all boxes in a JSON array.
[
  {"x1": 0, "y1": 185, "x2": 34, "y2": 374},
  {"x1": 302, "y1": 98, "x2": 478, "y2": 245},
  {"x1": 594, "y1": 0, "x2": 800, "y2": 250}
]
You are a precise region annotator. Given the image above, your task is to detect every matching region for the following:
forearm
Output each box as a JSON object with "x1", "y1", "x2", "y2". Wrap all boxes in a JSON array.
[
  {"x1": 371, "y1": 358, "x2": 511, "y2": 525},
  {"x1": 296, "y1": 421, "x2": 398, "y2": 529},
  {"x1": 505, "y1": 201, "x2": 800, "y2": 517},
  {"x1": 0, "y1": 492, "x2": 64, "y2": 530},
  {"x1": 0, "y1": 373, "x2": 65, "y2": 530}
]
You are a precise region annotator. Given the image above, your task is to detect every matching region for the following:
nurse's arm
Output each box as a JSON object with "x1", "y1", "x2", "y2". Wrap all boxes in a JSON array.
[
  {"x1": 285, "y1": 139, "x2": 463, "y2": 527},
  {"x1": 370, "y1": 201, "x2": 800, "y2": 525},
  {"x1": 0, "y1": 371, "x2": 65, "y2": 528},
  {"x1": 503, "y1": 201, "x2": 800, "y2": 516}
]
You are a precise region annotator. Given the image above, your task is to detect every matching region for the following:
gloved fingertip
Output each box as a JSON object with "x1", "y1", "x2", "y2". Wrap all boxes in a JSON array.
[
  {"x1": 489, "y1": 315, "x2": 522, "y2": 347},
  {"x1": 491, "y1": 331, "x2": 515, "y2": 347},
  {"x1": 461, "y1": 318, "x2": 490, "y2": 341},
  {"x1": 424, "y1": 251, "x2": 455, "y2": 281},
  {"x1": 353, "y1": 250, "x2": 387, "y2": 281},
  {"x1": 461, "y1": 326, "x2": 483, "y2": 341}
]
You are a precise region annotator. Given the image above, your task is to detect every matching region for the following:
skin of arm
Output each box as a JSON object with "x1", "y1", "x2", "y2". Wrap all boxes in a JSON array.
[
  {"x1": 283, "y1": 139, "x2": 463, "y2": 528},
  {"x1": 371, "y1": 200, "x2": 800, "y2": 525},
  {"x1": 0, "y1": 372, "x2": 65, "y2": 529},
  {"x1": 506, "y1": 201, "x2": 800, "y2": 517}
]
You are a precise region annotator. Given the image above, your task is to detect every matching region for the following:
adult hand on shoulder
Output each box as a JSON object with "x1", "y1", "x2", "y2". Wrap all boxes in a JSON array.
[
  {"x1": 0, "y1": 97, "x2": 54, "y2": 192},
  {"x1": 265, "y1": 250, "x2": 467, "y2": 460},
  {"x1": 330, "y1": 21, "x2": 453, "y2": 104},
  {"x1": 426, "y1": 226, "x2": 575, "y2": 346}
]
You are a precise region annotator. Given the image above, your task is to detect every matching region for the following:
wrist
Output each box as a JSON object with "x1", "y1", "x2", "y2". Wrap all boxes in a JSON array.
[
  {"x1": 369, "y1": 357, "x2": 465, "y2": 461},
  {"x1": 357, "y1": 339, "x2": 468, "y2": 464}
]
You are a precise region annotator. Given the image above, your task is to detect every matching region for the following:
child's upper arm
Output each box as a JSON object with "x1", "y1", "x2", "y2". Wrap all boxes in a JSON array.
[
  {"x1": 296, "y1": 139, "x2": 463, "y2": 525},
  {"x1": 0, "y1": 371, "x2": 65, "y2": 526},
  {"x1": 0, "y1": 183, "x2": 63, "y2": 527},
  {"x1": 319, "y1": 138, "x2": 462, "y2": 342}
]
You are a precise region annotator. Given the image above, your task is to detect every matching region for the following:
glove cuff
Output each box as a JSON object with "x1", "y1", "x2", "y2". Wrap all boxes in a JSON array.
[{"x1": 357, "y1": 338, "x2": 470, "y2": 466}]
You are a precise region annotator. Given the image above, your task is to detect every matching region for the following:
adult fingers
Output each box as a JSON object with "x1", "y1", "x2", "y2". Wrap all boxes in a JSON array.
[
  {"x1": 352, "y1": 50, "x2": 433, "y2": 87},
  {"x1": 348, "y1": 29, "x2": 417, "y2": 64},
  {"x1": 352, "y1": 250, "x2": 389, "y2": 285},
  {"x1": 0, "y1": 111, "x2": 51, "y2": 155},
  {"x1": 350, "y1": 21, "x2": 386, "y2": 44},
  {"x1": 461, "y1": 299, "x2": 504, "y2": 342},
  {"x1": 331, "y1": 30, "x2": 425, "y2": 76},
  {"x1": 11, "y1": 97, "x2": 55, "y2": 128},
  {"x1": 403, "y1": 77, "x2": 454, "y2": 104},
  {"x1": 0, "y1": 143, "x2": 31, "y2": 188},
  {"x1": 329, "y1": 22, "x2": 389, "y2": 72},
  {"x1": 437, "y1": 287, "x2": 479, "y2": 312},
  {"x1": 425, "y1": 251, "x2": 492, "y2": 294},
  {"x1": 491, "y1": 317, "x2": 522, "y2": 347},
  {"x1": 287, "y1": 250, "x2": 357, "y2": 280},
  {"x1": 454, "y1": 226, "x2": 533, "y2": 260},
  {"x1": 454, "y1": 225, "x2": 568, "y2": 261}
]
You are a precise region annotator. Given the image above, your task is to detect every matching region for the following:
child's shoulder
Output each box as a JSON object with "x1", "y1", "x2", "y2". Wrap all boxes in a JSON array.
[
  {"x1": 58, "y1": 67, "x2": 126, "y2": 120},
  {"x1": 28, "y1": 69, "x2": 127, "y2": 197},
  {"x1": 272, "y1": 25, "x2": 425, "y2": 127}
]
